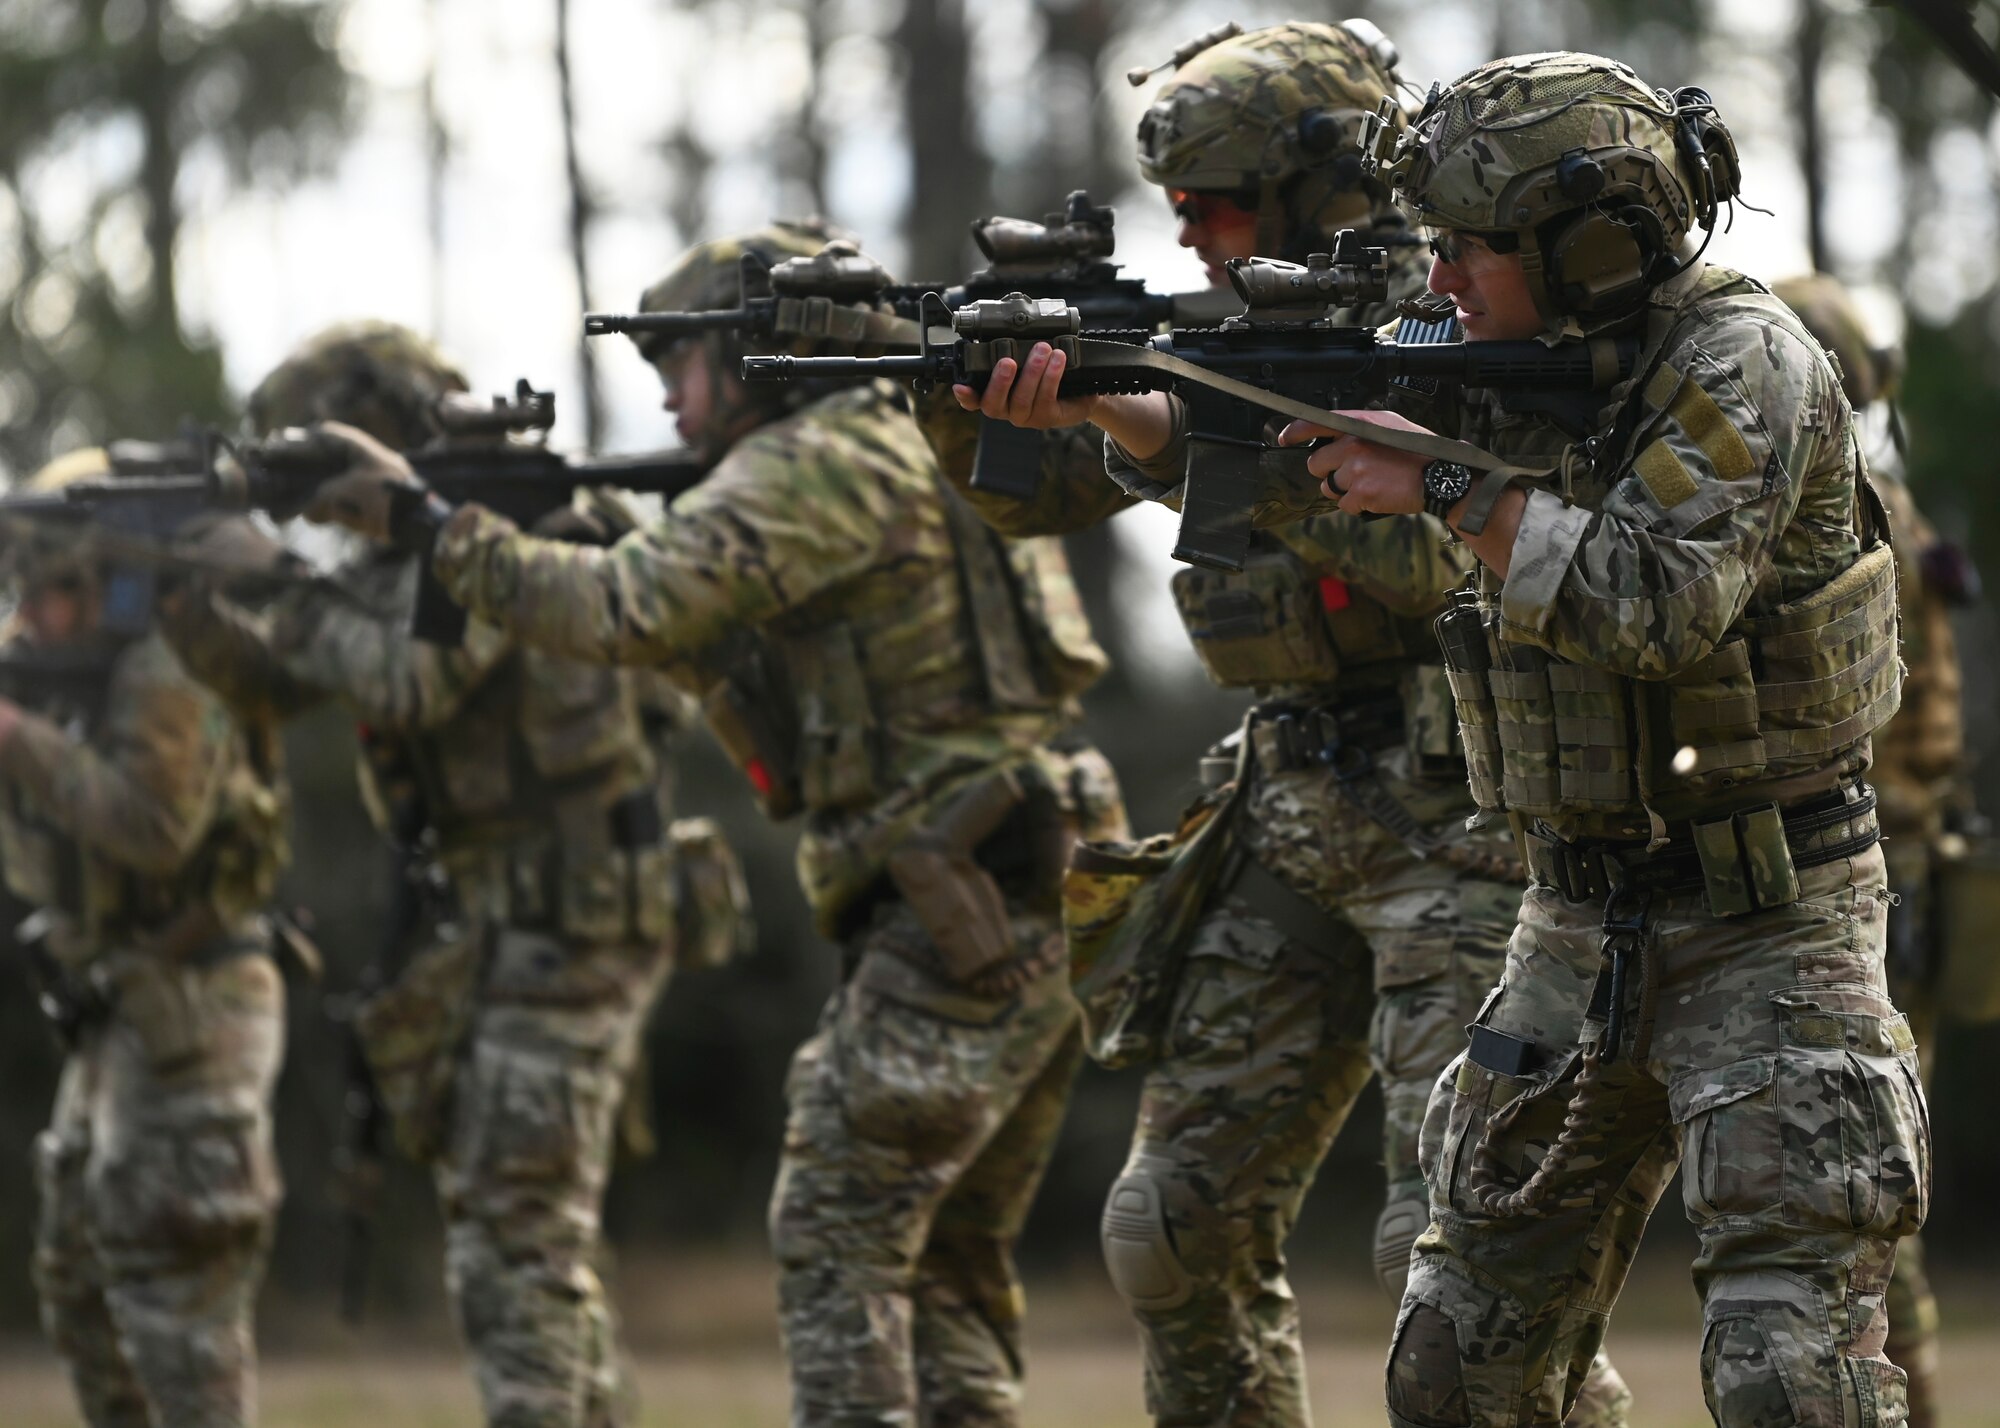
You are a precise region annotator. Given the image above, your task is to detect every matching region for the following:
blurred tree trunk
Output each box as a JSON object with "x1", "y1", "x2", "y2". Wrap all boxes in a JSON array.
[
  {"x1": 424, "y1": 0, "x2": 451, "y2": 340},
  {"x1": 1794, "y1": 0, "x2": 1831, "y2": 273},
  {"x1": 899, "y1": 0, "x2": 992, "y2": 278},
  {"x1": 135, "y1": 0, "x2": 182, "y2": 343},
  {"x1": 555, "y1": 0, "x2": 605, "y2": 449},
  {"x1": 790, "y1": 0, "x2": 832, "y2": 216}
]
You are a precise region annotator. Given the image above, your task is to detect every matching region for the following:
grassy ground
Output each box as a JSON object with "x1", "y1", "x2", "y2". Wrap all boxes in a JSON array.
[{"x1": 3, "y1": 1258, "x2": 1997, "y2": 1427}]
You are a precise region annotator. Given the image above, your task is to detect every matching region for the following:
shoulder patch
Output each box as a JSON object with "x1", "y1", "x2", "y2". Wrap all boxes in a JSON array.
[
  {"x1": 1634, "y1": 439, "x2": 1700, "y2": 509},
  {"x1": 1665, "y1": 375, "x2": 1756, "y2": 482}
]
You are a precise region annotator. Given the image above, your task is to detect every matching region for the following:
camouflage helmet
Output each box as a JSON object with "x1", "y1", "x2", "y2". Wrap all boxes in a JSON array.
[
  {"x1": 635, "y1": 218, "x2": 856, "y2": 363},
  {"x1": 248, "y1": 320, "x2": 469, "y2": 450},
  {"x1": 1773, "y1": 273, "x2": 1901, "y2": 408},
  {"x1": 1367, "y1": 52, "x2": 1742, "y2": 331},
  {"x1": 1, "y1": 447, "x2": 120, "y2": 591},
  {"x1": 1132, "y1": 20, "x2": 1408, "y2": 260}
]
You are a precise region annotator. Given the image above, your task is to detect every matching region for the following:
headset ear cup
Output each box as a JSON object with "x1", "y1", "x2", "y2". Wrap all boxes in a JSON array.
[{"x1": 1542, "y1": 205, "x2": 1660, "y2": 315}]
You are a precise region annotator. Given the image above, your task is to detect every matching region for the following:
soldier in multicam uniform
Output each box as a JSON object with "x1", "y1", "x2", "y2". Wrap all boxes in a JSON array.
[
  {"x1": 1259, "y1": 54, "x2": 1923, "y2": 1426},
  {"x1": 0, "y1": 452, "x2": 291, "y2": 1428},
  {"x1": 289, "y1": 226, "x2": 1129, "y2": 1428},
  {"x1": 1776, "y1": 272, "x2": 1976, "y2": 1428},
  {"x1": 949, "y1": 22, "x2": 1628, "y2": 1427},
  {"x1": 159, "y1": 322, "x2": 705, "y2": 1428}
]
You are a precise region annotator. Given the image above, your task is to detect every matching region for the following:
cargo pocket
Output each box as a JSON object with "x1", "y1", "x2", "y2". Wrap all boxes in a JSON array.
[
  {"x1": 91, "y1": 1110, "x2": 276, "y2": 1253},
  {"x1": 1770, "y1": 990, "x2": 1928, "y2": 1236},
  {"x1": 1670, "y1": 1054, "x2": 1779, "y2": 1221},
  {"x1": 460, "y1": 1047, "x2": 597, "y2": 1186}
]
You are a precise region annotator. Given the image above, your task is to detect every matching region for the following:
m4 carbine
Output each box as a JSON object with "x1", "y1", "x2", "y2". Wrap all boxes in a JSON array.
[
  {"x1": 743, "y1": 234, "x2": 1638, "y2": 571},
  {"x1": 5, "y1": 383, "x2": 715, "y2": 642},
  {"x1": 583, "y1": 191, "x2": 1238, "y2": 499}
]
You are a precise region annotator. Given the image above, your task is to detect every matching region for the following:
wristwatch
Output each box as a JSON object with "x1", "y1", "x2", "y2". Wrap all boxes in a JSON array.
[{"x1": 1422, "y1": 460, "x2": 1474, "y2": 521}]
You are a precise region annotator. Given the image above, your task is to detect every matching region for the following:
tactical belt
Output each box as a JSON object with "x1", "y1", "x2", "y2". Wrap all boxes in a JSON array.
[
  {"x1": 1525, "y1": 786, "x2": 1881, "y2": 910},
  {"x1": 1247, "y1": 694, "x2": 1461, "y2": 868},
  {"x1": 477, "y1": 788, "x2": 666, "y2": 930}
]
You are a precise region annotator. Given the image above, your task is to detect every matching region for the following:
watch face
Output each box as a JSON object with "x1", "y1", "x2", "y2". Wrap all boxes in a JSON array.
[{"x1": 1426, "y1": 460, "x2": 1472, "y2": 511}]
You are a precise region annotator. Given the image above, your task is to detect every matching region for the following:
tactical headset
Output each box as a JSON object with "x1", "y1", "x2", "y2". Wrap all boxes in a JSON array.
[
  {"x1": 1513, "y1": 87, "x2": 1743, "y2": 322},
  {"x1": 1368, "y1": 81, "x2": 1742, "y2": 326}
]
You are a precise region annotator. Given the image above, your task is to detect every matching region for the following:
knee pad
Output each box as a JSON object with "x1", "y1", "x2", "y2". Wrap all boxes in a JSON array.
[
  {"x1": 1100, "y1": 1161, "x2": 1191, "y2": 1313},
  {"x1": 1386, "y1": 1302, "x2": 1470, "y2": 1428}
]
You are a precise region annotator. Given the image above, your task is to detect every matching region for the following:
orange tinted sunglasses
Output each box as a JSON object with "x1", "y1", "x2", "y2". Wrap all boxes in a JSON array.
[{"x1": 1166, "y1": 188, "x2": 1259, "y2": 227}]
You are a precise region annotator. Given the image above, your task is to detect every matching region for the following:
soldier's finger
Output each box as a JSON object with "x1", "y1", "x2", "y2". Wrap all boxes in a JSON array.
[
  {"x1": 1278, "y1": 419, "x2": 1337, "y2": 447},
  {"x1": 952, "y1": 383, "x2": 981, "y2": 412},
  {"x1": 979, "y1": 359, "x2": 1019, "y2": 420},
  {"x1": 1007, "y1": 344, "x2": 1054, "y2": 424},
  {"x1": 1033, "y1": 348, "x2": 1069, "y2": 425}
]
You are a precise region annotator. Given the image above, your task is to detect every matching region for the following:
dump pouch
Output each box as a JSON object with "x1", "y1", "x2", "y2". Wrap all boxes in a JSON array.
[
  {"x1": 1065, "y1": 733, "x2": 1252, "y2": 1068},
  {"x1": 885, "y1": 769, "x2": 1027, "y2": 986}
]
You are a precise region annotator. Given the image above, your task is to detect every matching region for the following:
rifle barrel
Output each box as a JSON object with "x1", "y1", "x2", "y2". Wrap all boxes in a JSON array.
[{"x1": 741, "y1": 353, "x2": 935, "y2": 381}]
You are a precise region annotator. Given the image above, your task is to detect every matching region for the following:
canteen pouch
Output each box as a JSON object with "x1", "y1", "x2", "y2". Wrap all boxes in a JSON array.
[
  {"x1": 353, "y1": 932, "x2": 487, "y2": 1163},
  {"x1": 670, "y1": 817, "x2": 755, "y2": 972},
  {"x1": 1936, "y1": 836, "x2": 2000, "y2": 1024},
  {"x1": 1065, "y1": 744, "x2": 1252, "y2": 1069}
]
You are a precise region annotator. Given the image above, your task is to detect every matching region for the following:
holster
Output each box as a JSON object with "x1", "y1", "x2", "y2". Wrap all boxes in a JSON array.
[{"x1": 884, "y1": 768, "x2": 1028, "y2": 990}]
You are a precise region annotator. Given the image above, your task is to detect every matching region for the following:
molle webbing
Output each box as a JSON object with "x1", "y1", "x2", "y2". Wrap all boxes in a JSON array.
[{"x1": 1435, "y1": 539, "x2": 1901, "y2": 822}]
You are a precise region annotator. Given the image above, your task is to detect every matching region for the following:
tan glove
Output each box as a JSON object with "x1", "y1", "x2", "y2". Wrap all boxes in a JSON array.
[{"x1": 302, "y1": 421, "x2": 433, "y2": 544}]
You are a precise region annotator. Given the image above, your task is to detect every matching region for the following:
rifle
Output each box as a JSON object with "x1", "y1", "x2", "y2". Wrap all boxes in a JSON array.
[
  {"x1": 742, "y1": 235, "x2": 1640, "y2": 572},
  {"x1": 584, "y1": 191, "x2": 1239, "y2": 499},
  {"x1": 3, "y1": 383, "x2": 715, "y2": 643}
]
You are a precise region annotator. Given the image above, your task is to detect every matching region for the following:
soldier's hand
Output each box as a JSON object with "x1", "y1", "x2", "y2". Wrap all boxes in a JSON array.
[
  {"x1": 1280, "y1": 411, "x2": 1429, "y2": 515},
  {"x1": 303, "y1": 421, "x2": 430, "y2": 543},
  {"x1": 952, "y1": 343, "x2": 1101, "y2": 430}
]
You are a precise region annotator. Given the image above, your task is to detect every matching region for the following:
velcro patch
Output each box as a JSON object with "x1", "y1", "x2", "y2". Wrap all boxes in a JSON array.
[
  {"x1": 1634, "y1": 439, "x2": 1700, "y2": 509},
  {"x1": 1643, "y1": 362, "x2": 1684, "y2": 413},
  {"x1": 1666, "y1": 378, "x2": 1757, "y2": 481}
]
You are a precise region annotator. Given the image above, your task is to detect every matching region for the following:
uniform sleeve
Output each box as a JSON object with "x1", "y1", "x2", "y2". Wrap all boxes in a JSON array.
[
  {"x1": 158, "y1": 584, "x2": 329, "y2": 720},
  {"x1": 1498, "y1": 322, "x2": 1835, "y2": 680},
  {"x1": 280, "y1": 593, "x2": 511, "y2": 733},
  {"x1": 912, "y1": 388, "x2": 1135, "y2": 536},
  {"x1": 0, "y1": 648, "x2": 230, "y2": 876},
  {"x1": 432, "y1": 422, "x2": 892, "y2": 666}
]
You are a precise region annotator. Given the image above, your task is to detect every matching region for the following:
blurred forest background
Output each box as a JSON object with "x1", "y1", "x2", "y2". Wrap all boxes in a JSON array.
[{"x1": 2, "y1": 0, "x2": 2000, "y2": 1381}]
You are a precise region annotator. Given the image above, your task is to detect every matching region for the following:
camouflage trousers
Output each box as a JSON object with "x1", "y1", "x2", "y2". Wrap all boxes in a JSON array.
[
  {"x1": 1393, "y1": 842, "x2": 1929, "y2": 1428},
  {"x1": 434, "y1": 924, "x2": 674, "y2": 1428},
  {"x1": 1881, "y1": 830, "x2": 1942, "y2": 1428},
  {"x1": 1102, "y1": 748, "x2": 1629, "y2": 1428},
  {"x1": 769, "y1": 896, "x2": 1084, "y2": 1428},
  {"x1": 35, "y1": 949, "x2": 286, "y2": 1428}
]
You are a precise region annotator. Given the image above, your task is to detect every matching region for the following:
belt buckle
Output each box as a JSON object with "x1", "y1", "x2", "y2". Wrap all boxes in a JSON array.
[{"x1": 1309, "y1": 709, "x2": 1374, "y2": 783}]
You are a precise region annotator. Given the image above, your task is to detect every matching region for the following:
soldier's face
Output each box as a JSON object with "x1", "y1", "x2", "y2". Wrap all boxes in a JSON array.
[
  {"x1": 1427, "y1": 234, "x2": 1543, "y2": 341},
  {"x1": 1168, "y1": 189, "x2": 1261, "y2": 288},
  {"x1": 20, "y1": 575, "x2": 94, "y2": 646},
  {"x1": 654, "y1": 344, "x2": 719, "y2": 446}
]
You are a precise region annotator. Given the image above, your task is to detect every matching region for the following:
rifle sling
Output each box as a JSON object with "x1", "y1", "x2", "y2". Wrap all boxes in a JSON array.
[{"x1": 1065, "y1": 336, "x2": 1548, "y2": 479}]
